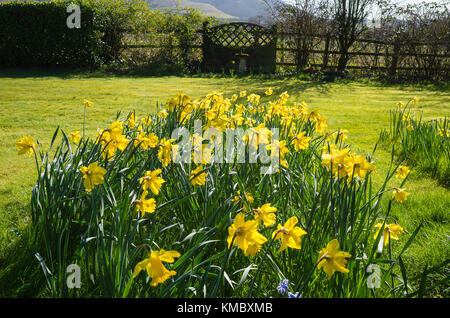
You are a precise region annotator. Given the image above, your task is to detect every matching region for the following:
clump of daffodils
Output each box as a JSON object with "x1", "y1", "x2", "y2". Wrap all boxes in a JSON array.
[
  {"x1": 19, "y1": 89, "x2": 416, "y2": 293},
  {"x1": 321, "y1": 144, "x2": 376, "y2": 181}
]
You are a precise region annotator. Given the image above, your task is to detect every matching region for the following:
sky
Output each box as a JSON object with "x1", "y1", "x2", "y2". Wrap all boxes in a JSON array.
[{"x1": 281, "y1": 0, "x2": 449, "y2": 18}]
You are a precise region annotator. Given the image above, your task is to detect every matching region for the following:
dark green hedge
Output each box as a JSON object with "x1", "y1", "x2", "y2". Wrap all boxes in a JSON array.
[{"x1": 0, "y1": 1, "x2": 103, "y2": 67}]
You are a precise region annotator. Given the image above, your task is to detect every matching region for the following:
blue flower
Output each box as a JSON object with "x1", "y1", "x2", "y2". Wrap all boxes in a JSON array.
[
  {"x1": 288, "y1": 291, "x2": 301, "y2": 298},
  {"x1": 277, "y1": 279, "x2": 289, "y2": 295}
]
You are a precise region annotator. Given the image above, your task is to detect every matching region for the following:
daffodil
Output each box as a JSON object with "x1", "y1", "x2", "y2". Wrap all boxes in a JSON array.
[
  {"x1": 335, "y1": 129, "x2": 349, "y2": 142},
  {"x1": 232, "y1": 190, "x2": 254, "y2": 206},
  {"x1": 315, "y1": 116, "x2": 328, "y2": 134},
  {"x1": 132, "y1": 249, "x2": 181, "y2": 287},
  {"x1": 15, "y1": 135, "x2": 36, "y2": 156},
  {"x1": 114, "y1": 134, "x2": 130, "y2": 151},
  {"x1": 83, "y1": 99, "x2": 93, "y2": 108},
  {"x1": 374, "y1": 223, "x2": 405, "y2": 246},
  {"x1": 69, "y1": 131, "x2": 82, "y2": 144},
  {"x1": 321, "y1": 147, "x2": 351, "y2": 179},
  {"x1": 189, "y1": 165, "x2": 207, "y2": 186},
  {"x1": 145, "y1": 133, "x2": 160, "y2": 149},
  {"x1": 392, "y1": 188, "x2": 409, "y2": 203},
  {"x1": 127, "y1": 113, "x2": 137, "y2": 127},
  {"x1": 227, "y1": 212, "x2": 267, "y2": 256},
  {"x1": 107, "y1": 120, "x2": 123, "y2": 141},
  {"x1": 439, "y1": 128, "x2": 449, "y2": 138},
  {"x1": 265, "y1": 88, "x2": 273, "y2": 96},
  {"x1": 395, "y1": 166, "x2": 410, "y2": 179},
  {"x1": 346, "y1": 154, "x2": 376, "y2": 180},
  {"x1": 134, "y1": 190, "x2": 156, "y2": 216},
  {"x1": 317, "y1": 239, "x2": 351, "y2": 278},
  {"x1": 292, "y1": 132, "x2": 311, "y2": 151},
  {"x1": 272, "y1": 216, "x2": 307, "y2": 252},
  {"x1": 79, "y1": 162, "x2": 107, "y2": 192},
  {"x1": 267, "y1": 139, "x2": 290, "y2": 168},
  {"x1": 247, "y1": 93, "x2": 261, "y2": 106},
  {"x1": 158, "y1": 138, "x2": 177, "y2": 167},
  {"x1": 308, "y1": 110, "x2": 321, "y2": 123},
  {"x1": 139, "y1": 169, "x2": 165, "y2": 195},
  {"x1": 252, "y1": 203, "x2": 277, "y2": 227},
  {"x1": 141, "y1": 115, "x2": 152, "y2": 126}
]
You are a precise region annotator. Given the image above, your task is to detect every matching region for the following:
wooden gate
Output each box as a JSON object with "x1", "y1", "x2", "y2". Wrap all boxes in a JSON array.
[{"x1": 201, "y1": 22, "x2": 277, "y2": 74}]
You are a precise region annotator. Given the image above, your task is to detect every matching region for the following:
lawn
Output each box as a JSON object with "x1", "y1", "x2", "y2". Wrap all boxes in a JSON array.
[{"x1": 0, "y1": 70, "x2": 449, "y2": 297}]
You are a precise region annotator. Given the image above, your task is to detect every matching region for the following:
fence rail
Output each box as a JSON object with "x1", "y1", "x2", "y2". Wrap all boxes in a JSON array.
[{"x1": 121, "y1": 29, "x2": 450, "y2": 77}]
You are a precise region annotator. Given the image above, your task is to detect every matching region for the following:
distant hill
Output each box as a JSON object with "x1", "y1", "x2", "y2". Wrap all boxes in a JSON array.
[
  {"x1": 0, "y1": 0, "x2": 269, "y2": 21},
  {"x1": 150, "y1": 0, "x2": 237, "y2": 19},
  {"x1": 149, "y1": 0, "x2": 268, "y2": 20}
]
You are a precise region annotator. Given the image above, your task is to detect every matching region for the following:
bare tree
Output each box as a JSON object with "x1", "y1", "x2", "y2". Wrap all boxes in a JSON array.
[
  {"x1": 264, "y1": 0, "x2": 331, "y2": 71},
  {"x1": 376, "y1": 0, "x2": 450, "y2": 80},
  {"x1": 332, "y1": 0, "x2": 374, "y2": 73}
]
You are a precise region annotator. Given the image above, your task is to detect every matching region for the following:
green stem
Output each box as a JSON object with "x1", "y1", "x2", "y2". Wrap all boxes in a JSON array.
[
  {"x1": 83, "y1": 105, "x2": 86, "y2": 141},
  {"x1": 247, "y1": 233, "x2": 276, "y2": 297}
]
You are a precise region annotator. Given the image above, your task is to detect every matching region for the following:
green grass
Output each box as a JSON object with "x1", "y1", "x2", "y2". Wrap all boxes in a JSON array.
[{"x1": 0, "y1": 70, "x2": 449, "y2": 297}]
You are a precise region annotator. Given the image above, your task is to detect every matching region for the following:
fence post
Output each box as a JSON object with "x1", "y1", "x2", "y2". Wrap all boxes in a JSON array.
[
  {"x1": 201, "y1": 21, "x2": 209, "y2": 72},
  {"x1": 322, "y1": 34, "x2": 330, "y2": 69},
  {"x1": 389, "y1": 38, "x2": 400, "y2": 78},
  {"x1": 271, "y1": 24, "x2": 277, "y2": 73}
]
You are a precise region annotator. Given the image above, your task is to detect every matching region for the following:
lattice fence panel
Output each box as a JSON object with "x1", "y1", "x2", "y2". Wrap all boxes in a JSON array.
[{"x1": 202, "y1": 22, "x2": 277, "y2": 74}]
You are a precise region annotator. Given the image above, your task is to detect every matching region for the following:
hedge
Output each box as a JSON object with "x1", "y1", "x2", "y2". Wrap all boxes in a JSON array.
[{"x1": 0, "y1": 0, "x2": 105, "y2": 67}]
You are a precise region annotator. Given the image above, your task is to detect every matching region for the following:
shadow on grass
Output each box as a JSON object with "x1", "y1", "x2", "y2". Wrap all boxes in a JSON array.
[
  {"x1": 1, "y1": 67, "x2": 448, "y2": 93},
  {"x1": 0, "y1": 226, "x2": 47, "y2": 297},
  {"x1": 0, "y1": 200, "x2": 47, "y2": 297}
]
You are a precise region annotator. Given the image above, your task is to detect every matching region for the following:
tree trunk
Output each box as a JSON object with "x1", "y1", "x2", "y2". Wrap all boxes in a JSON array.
[{"x1": 337, "y1": 49, "x2": 348, "y2": 74}]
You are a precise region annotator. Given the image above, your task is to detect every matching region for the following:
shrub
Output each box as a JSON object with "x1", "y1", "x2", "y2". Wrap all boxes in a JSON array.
[
  {"x1": 0, "y1": 0, "x2": 102, "y2": 67},
  {"x1": 0, "y1": 0, "x2": 164, "y2": 68}
]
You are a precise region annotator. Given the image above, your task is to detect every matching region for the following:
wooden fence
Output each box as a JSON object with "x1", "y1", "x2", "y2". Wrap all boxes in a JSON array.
[{"x1": 121, "y1": 28, "x2": 450, "y2": 78}]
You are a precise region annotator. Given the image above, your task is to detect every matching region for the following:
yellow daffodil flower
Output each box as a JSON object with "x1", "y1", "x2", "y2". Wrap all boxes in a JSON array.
[
  {"x1": 189, "y1": 165, "x2": 207, "y2": 186},
  {"x1": 69, "y1": 131, "x2": 82, "y2": 144},
  {"x1": 252, "y1": 203, "x2": 277, "y2": 227},
  {"x1": 374, "y1": 223, "x2": 405, "y2": 246},
  {"x1": 439, "y1": 128, "x2": 449, "y2": 138},
  {"x1": 139, "y1": 169, "x2": 165, "y2": 195},
  {"x1": 127, "y1": 114, "x2": 137, "y2": 127},
  {"x1": 135, "y1": 190, "x2": 156, "y2": 216},
  {"x1": 158, "y1": 138, "x2": 177, "y2": 167},
  {"x1": 392, "y1": 188, "x2": 409, "y2": 203},
  {"x1": 317, "y1": 239, "x2": 351, "y2": 278},
  {"x1": 15, "y1": 135, "x2": 36, "y2": 156},
  {"x1": 83, "y1": 99, "x2": 93, "y2": 108},
  {"x1": 141, "y1": 115, "x2": 152, "y2": 126},
  {"x1": 79, "y1": 162, "x2": 107, "y2": 192},
  {"x1": 227, "y1": 212, "x2": 267, "y2": 256},
  {"x1": 132, "y1": 249, "x2": 181, "y2": 287},
  {"x1": 272, "y1": 216, "x2": 307, "y2": 252},
  {"x1": 395, "y1": 166, "x2": 410, "y2": 179},
  {"x1": 346, "y1": 154, "x2": 376, "y2": 180},
  {"x1": 292, "y1": 132, "x2": 311, "y2": 151},
  {"x1": 232, "y1": 190, "x2": 254, "y2": 206}
]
